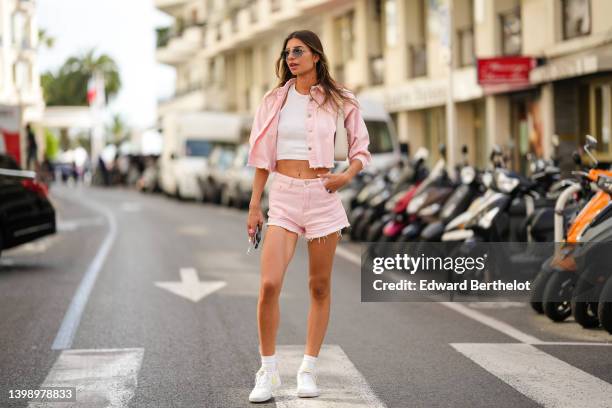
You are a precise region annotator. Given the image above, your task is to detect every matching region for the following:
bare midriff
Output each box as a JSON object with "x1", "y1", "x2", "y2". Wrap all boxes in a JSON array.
[{"x1": 276, "y1": 159, "x2": 330, "y2": 179}]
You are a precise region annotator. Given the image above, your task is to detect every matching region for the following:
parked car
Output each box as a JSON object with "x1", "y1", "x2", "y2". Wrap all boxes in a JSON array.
[
  {"x1": 160, "y1": 111, "x2": 245, "y2": 199},
  {"x1": 0, "y1": 154, "x2": 56, "y2": 257},
  {"x1": 197, "y1": 144, "x2": 237, "y2": 203},
  {"x1": 220, "y1": 143, "x2": 251, "y2": 208}
]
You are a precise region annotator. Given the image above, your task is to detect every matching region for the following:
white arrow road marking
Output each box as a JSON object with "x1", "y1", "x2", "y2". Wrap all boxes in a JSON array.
[
  {"x1": 451, "y1": 343, "x2": 612, "y2": 408},
  {"x1": 155, "y1": 268, "x2": 226, "y2": 302},
  {"x1": 28, "y1": 348, "x2": 144, "y2": 408},
  {"x1": 272, "y1": 344, "x2": 387, "y2": 407}
]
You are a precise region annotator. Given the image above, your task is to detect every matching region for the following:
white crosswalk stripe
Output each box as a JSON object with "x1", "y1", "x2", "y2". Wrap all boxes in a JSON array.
[
  {"x1": 28, "y1": 348, "x2": 144, "y2": 408},
  {"x1": 451, "y1": 343, "x2": 612, "y2": 408},
  {"x1": 272, "y1": 344, "x2": 387, "y2": 407}
]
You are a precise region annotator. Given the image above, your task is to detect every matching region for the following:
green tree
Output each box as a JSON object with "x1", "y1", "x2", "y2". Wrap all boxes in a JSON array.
[
  {"x1": 108, "y1": 113, "x2": 128, "y2": 144},
  {"x1": 41, "y1": 49, "x2": 121, "y2": 106},
  {"x1": 38, "y1": 28, "x2": 55, "y2": 49}
]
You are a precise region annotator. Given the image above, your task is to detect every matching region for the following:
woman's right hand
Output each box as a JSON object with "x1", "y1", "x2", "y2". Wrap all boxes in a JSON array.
[{"x1": 247, "y1": 205, "x2": 264, "y2": 238}]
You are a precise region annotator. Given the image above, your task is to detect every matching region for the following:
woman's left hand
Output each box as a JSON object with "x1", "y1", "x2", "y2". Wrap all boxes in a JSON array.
[{"x1": 318, "y1": 172, "x2": 350, "y2": 193}]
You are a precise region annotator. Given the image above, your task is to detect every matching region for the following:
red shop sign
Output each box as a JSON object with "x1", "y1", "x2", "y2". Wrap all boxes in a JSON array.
[{"x1": 477, "y1": 57, "x2": 536, "y2": 85}]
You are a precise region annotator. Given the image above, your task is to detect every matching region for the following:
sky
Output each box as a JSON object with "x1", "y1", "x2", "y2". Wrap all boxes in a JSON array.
[{"x1": 37, "y1": 0, "x2": 176, "y2": 130}]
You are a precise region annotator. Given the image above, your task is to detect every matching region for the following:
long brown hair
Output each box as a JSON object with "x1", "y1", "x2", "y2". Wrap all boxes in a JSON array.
[{"x1": 271, "y1": 30, "x2": 358, "y2": 113}]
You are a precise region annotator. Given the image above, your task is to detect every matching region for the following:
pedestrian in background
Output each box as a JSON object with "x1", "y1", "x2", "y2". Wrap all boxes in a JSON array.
[
  {"x1": 246, "y1": 29, "x2": 371, "y2": 403},
  {"x1": 26, "y1": 124, "x2": 38, "y2": 171}
]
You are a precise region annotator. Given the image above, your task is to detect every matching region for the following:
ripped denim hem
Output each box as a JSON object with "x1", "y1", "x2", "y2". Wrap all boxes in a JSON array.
[{"x1": 305, "y1": 228, "x2": 344, "y2": 243}]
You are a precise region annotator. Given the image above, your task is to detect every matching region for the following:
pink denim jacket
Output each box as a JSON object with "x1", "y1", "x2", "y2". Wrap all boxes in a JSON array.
[{"x1": 247, "y1": 77, "x2": 372, "y2": 173}]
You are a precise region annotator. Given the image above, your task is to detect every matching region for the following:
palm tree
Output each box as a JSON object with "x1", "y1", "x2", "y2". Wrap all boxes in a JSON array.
[
  {"x1": 41, "y1": 49, "x2": 122, "y2": 106},
  {"x1": 109, "y1": 113, "x2": 128, "y2": 144},
  {"x1": 38, "y1": 28, "x2": 55, "y2": 49}
]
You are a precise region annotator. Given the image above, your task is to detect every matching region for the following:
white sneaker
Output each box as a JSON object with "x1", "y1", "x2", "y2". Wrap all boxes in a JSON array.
[
  {"x1": 249, "y1": 367, "x2": 281, "y2": 403},
  {"x1": 296, "y1": 368, "x2": 319, "y2": 398}
]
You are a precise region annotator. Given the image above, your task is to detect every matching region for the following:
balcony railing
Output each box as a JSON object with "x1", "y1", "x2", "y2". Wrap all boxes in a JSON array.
[
  {"x1": 369, "y1": 55, "x2": 384, "y2": 86},
  {"x1": 408, "y1": 43, "x2": 427, "y2": 78},
  {"x1": 156, "y1": 22, "x2": 205, "y2": 49},
  {"x1": 174, "y1": 83, "x2": 202, "y2": 98}
]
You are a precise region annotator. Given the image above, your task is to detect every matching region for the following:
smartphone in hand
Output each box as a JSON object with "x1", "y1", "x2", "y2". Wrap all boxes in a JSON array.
[{"x1": 247, "y1": 224, "x2": 262, "y2": 254}]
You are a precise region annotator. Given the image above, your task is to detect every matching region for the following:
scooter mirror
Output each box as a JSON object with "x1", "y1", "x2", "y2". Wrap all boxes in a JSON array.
[
  {"x1": 439, "y1": 144, "x2": 447, "y2": 157},
  {"x1": 572, "y1": 151, "x2": 582, "y2": 166},
  {"x1": 584, "y1": 134, "x2": 599, "y2": 166},
  {"x1": 586, "y1": 134, "x2": 597, "y2": 148}
]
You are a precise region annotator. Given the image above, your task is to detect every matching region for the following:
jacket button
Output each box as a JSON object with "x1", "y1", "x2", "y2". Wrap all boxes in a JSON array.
[{"x1": 308, "y1": 147, "x2": 312, "y2": 150}]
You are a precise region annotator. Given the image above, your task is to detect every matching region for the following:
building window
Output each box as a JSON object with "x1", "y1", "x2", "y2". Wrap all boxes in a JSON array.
[
  {"x1": 562, "y1": 0, "x2": 591, "y2": 40},
  {"x1": 13, "y1": 60, "x2": 30, "y2": 93},
  {"x1": 385, "y1": 0, "x2": 398, "y2": 47},
  {"x1": 590, "y1": 84, "x2": 612, "y2": 154},
  {"x1": 500, "y1": 7, "x2": 521, "y2": 55},
  {"x1": 249, "y1": 0, "x2": 258, "y2": 23},
  {"x1": 334, "y1": 10, "x2": 355, "y2": 62},
  {"x1": 270, "y1": 0, "x2": 281, "y2": 13},
  {"x1": 408, "y1": 44, "x2": 427, "y2": 78},
  {"x1": 457, "y1": 27, "x2": 474, "y2": 67},
  {"x1": 369, "y1": 55, "x2": 385, "y2": 86}
]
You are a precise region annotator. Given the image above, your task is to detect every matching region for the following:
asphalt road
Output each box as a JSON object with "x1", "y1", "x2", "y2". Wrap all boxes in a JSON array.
[{"x1": 1, "y1": 184, "x2": 611, "y2": 408}]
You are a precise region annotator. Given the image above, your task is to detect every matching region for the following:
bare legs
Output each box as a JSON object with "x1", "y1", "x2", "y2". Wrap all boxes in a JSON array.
[
  {"x1": 304, "y1": 231, "x2": 340, "y2": 357},
  {"x1": 257, "y1": 225, "x2": 298, "y2": 356},
  {"x1": 257, "y1": 227, "x2": 341, "y2": 357}
]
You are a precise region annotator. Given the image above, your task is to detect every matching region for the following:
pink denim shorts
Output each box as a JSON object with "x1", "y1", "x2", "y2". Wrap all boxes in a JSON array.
[{"x1": 266, "y1": 172, "x2": 350, "y2": 242}]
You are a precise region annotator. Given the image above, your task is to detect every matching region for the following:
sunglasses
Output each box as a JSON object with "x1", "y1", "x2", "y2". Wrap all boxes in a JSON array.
[{"x1": 281, "y1": 47, "x2": 309, "y2": 60}]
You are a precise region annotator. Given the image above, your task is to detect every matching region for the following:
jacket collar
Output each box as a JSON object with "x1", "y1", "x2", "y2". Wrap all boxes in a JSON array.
[{"x1": 283, "y1": 77, "x2": 325, "y2": 95}]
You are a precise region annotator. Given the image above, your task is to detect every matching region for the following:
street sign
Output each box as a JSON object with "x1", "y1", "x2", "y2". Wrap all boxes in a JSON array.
[
  {"x1": 477, "y1": 57, "x2": 537, "y2": 86},
  {"x1": 0, "y1": 104, "x2": 21, "y2": 163}
]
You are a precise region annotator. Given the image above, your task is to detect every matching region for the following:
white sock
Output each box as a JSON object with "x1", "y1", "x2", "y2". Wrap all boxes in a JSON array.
[
  {"x1": 261, "y1": 354, "x2": 277, "y2": 372},
  {"x1": 300, "y1": 354, "x2": 317, "y2": 372}
]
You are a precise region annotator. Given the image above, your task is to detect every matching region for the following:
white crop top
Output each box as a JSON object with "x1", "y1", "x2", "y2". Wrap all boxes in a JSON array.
[{"x1": 276, "y1": 83, "x2": 310, "y2": 160}]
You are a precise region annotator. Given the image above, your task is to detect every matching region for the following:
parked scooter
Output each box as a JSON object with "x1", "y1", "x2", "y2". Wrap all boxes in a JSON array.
[
  {"x1": 351, "y1": 149, "x2": 429, "y2": 241},
  {"x1": 348, "y1": 162, "x2": 405, "y2": 239},
  {"x1": 362, "y1": 148, "x2": 430, "y2": 242},
  {"x1": 396, "y1": 145, "x2": 456, "y2": 242},
  {"x1": 539, "y1": 136, "x2": 612, "y2": 322},
  {"x1": 380, "y1": 145, "x2": 451, "y2": 242},
  {"x1": 419, "y1": 145, "x2": 484, "y2": 242},
  {"x1": 598, "y1": 274, "x2": 612, "y2": 334}
]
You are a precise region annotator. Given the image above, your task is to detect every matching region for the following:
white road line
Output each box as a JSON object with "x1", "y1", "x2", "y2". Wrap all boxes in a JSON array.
[
  {"x1": 451, "y1": 343, "x2": 612, "y2": 408},
  {"x1": 533, "y1": 341, "x2": 612, "y2": 347},
  {"x1": 335, "y1": 245, "x2": 362, "y2": 266},
  {"x1": 273, "y1": 344, "x2": 387, "y2": 407},
  {"x1": 440, "y1": 302, "x2": 541, "y2": 344},
  {"x1": 336, "y1": 243, "x2": 542, "y2": 343},
  {"x1": 51, "y1": 192, "x2": 117, "y2": 350},
  {"x1": 28, "y1": 348, "x2": 144, "y2": 408}
]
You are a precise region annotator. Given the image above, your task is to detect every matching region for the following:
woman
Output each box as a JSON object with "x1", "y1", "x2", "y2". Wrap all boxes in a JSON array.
[{"x1": 246, "y1": 30, "x2": 371, "y2": 403}]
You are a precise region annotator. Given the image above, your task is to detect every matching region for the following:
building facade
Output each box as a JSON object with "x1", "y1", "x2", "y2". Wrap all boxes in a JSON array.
[
  {"x1": 155, "y1": 0, "x2": 612, "y2": 172},
  {"x1": 0, "y1": 0, "x2": 44, "y2": 167}
]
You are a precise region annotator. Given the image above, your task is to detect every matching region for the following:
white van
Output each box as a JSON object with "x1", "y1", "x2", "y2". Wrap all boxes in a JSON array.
[{"x1": 160, "y1": 111, "x2": 246, "y2": 199}]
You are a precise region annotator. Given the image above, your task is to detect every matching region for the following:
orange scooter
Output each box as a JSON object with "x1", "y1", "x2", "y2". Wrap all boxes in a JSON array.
[
  {"x1": 531, "y1": 135, "x2": 612, "y2": 321},
  {"x1": 536, "y1": 136, "x2": 612, "y2": 321}
]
